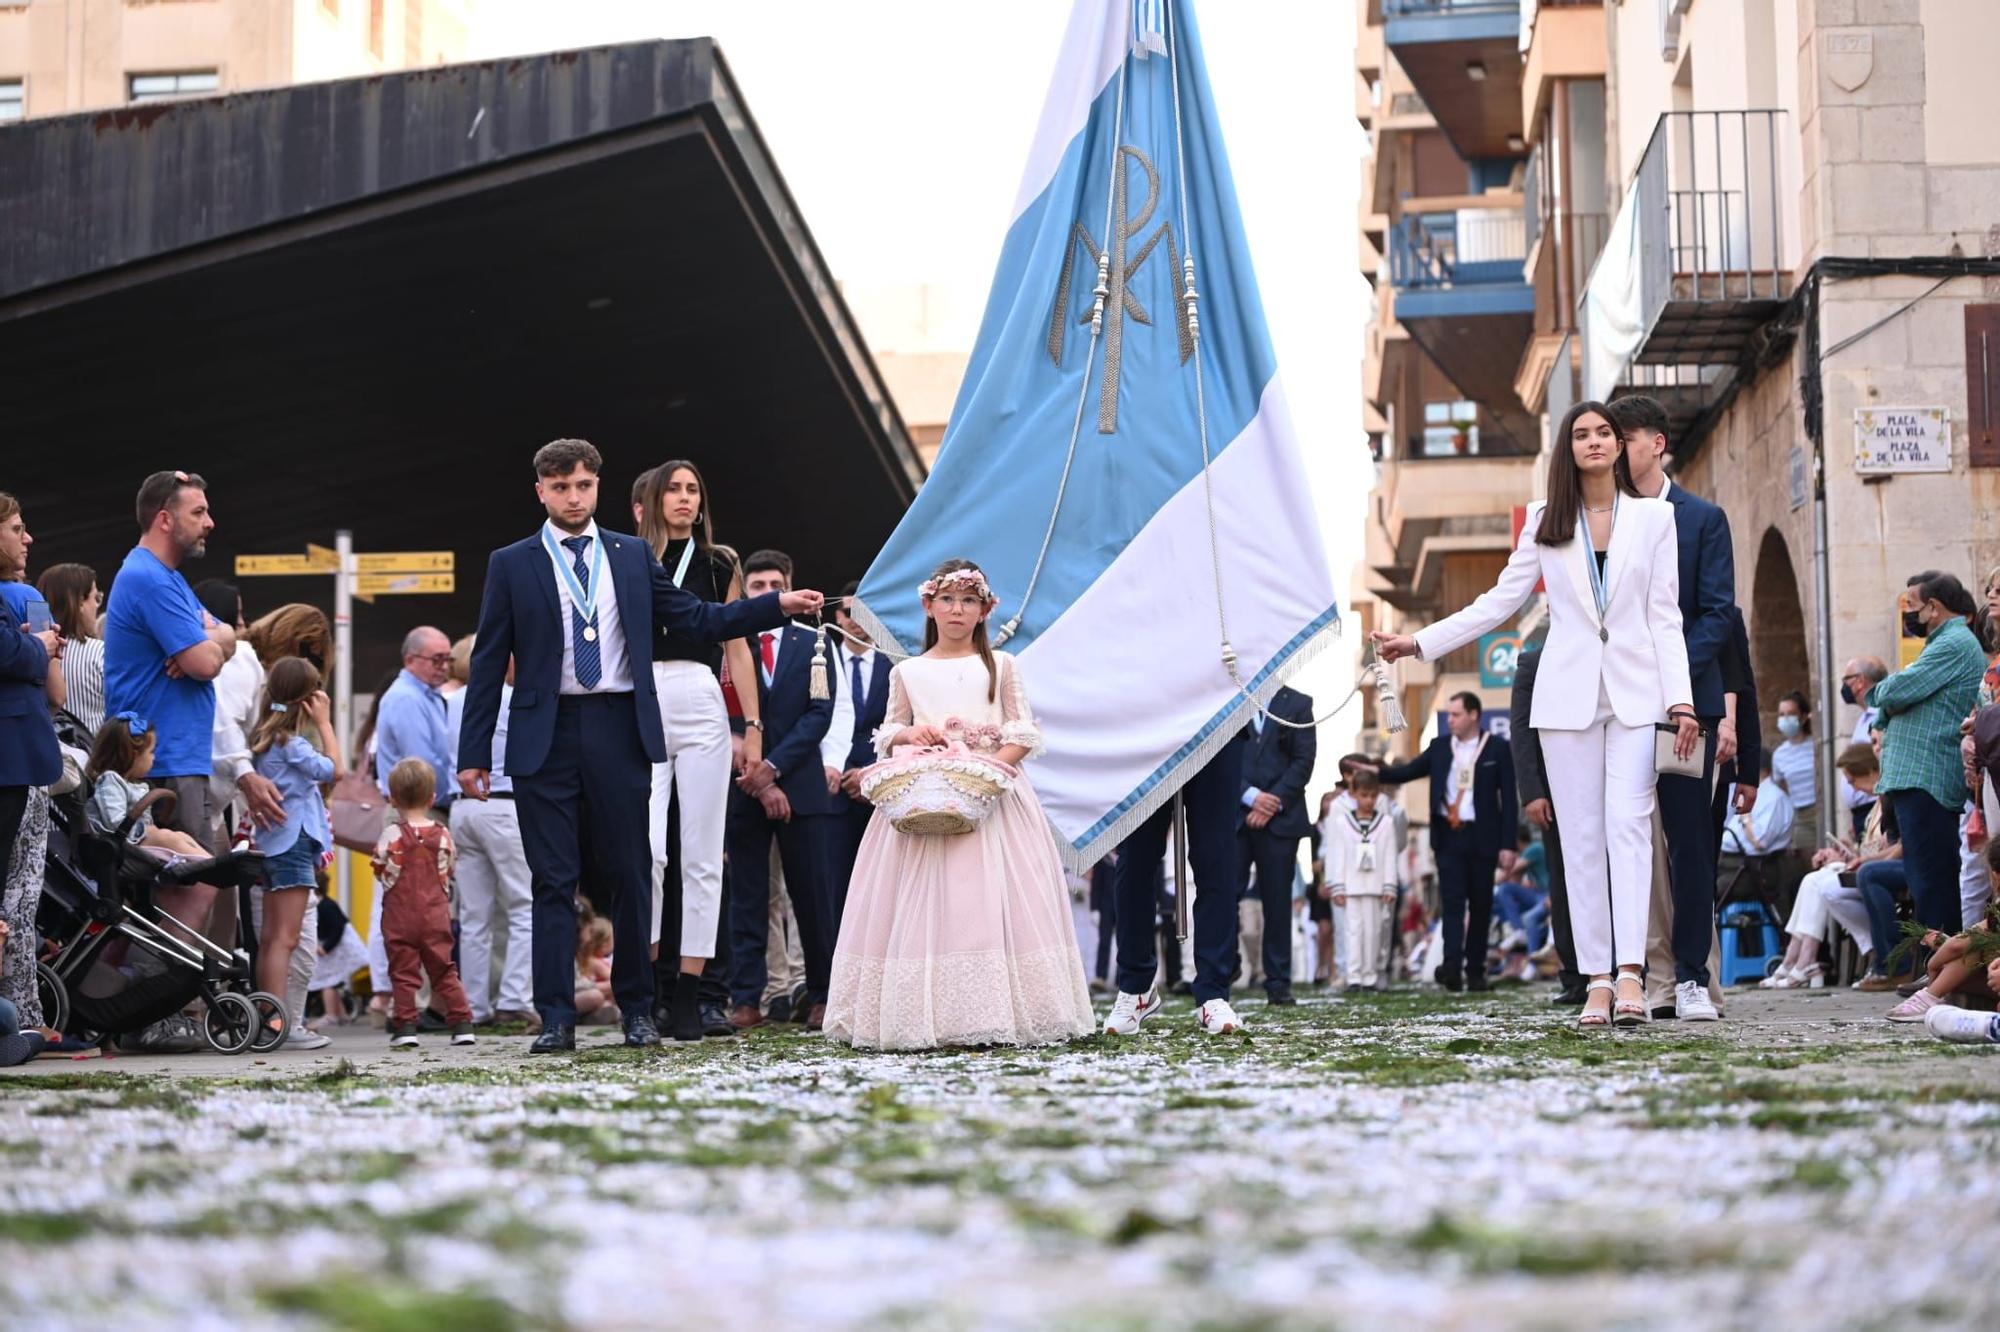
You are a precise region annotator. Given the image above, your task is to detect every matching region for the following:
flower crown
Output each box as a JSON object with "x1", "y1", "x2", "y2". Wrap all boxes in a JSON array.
[{"x1": 919, "y1": 568, "x2": 993, "y2": 602}]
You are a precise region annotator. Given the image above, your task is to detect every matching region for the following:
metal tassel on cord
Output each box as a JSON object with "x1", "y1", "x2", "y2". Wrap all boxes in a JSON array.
[{"x1": 808, "y1": 619, "x2": 831, "y2": 701}]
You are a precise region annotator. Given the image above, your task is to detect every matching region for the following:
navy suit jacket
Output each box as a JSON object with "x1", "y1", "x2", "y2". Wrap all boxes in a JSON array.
[
  {"x1": 1238, "y1": 686, "x2": 1317, "y2": 840},
  {"x1": 1663, "y1": 481, "x2": 1735, "y2": 720},
  {"x1": 1718, "y1": 604, "x2": 1762, "y2": 789},
  {"x1": 828, "y1": 648, "x2": 895, "y2": 816},
  {"x1": 741, "y1": 622, "x2": 838, "y2": 817},
  {"x1": 1378, "y1": 729, "x2": 1518, "y2": 859},
  {"x1": 459, "y1": 527, "x2": 786, "y2": 778},
  {"x1": 0, "y1": 598, "x2": 61, "y2": 788},
  {"x1": 1510, "y1": 649, "x2": 1549, "y2": 807}
]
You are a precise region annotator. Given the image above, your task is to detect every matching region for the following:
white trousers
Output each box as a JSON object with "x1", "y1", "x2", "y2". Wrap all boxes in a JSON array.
[
  {"x1": 1789, "y1": 865, "x2": 1876, "y2": 953},
  {"x1": 451, "y1": 796, "x2": 534, "y2": 1019},
  {"x1": 1345, "y1": 893, "x2": 1387, "y2": 987},
  {"x1": 1960, "y1": 804, "x2": 1991, "y2": 930},
  {"x1": 1539, "y1": 685, "x2": 1657, "y2": 974},
  {"x1": 367, "y1": 891, "x2": 389, "y2": 993},
  {"x1": 647, "y1": 660, "x2": 733, "y2": 955}
]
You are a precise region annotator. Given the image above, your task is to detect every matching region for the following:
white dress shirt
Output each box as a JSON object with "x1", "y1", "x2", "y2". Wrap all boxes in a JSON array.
[
  {"x1": 209, "y1": 643, "x2": 267, "y2": 808},
  {"x1": 1444, "y1": 732, "x2": 1485, "y2": 823},
  {"x1": 448, "y1": 683, "x2": 514, "y2": 793},
  {"x1": 542, "y1": 520, "x2": 633, "y2": 695},
  {"x1": 824, "y1": 644, "x2": 877, "y2": 775},
  {"x1": 1723, "y1": 777, "x2": 1797, "y2": 856}
]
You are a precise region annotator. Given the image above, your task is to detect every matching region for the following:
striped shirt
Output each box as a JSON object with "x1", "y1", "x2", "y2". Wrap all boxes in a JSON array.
[
  {"x1": 59, "y1": 635, "x2": 106, "y2": 734},
  {"x1": 1770, "y1": 737, "x2": 1817, "y2": 809},
  {"x1": 1869, "y1": 617, "x2": 1987, "y2": 809}
]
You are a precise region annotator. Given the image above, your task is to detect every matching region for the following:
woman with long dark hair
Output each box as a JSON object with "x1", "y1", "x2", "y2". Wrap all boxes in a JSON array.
[
  {"x1": 1374, "y1": 402, "x2": 1699, "y2": 1028},
  {"x1": 636, "y1": 459, "x2": 764, "y2": 1042},
  {"x1": 37, "y1": 562, "x2": 105, "y2": 733}
]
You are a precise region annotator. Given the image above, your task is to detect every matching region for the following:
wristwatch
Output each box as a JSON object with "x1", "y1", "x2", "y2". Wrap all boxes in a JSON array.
[{"x1": 742, "y1": 719, "x2": 764, "y2": 732}]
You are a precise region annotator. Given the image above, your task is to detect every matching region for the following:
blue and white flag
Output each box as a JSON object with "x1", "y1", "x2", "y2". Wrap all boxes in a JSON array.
[{"x1": 853, "y1": 0, "x2": 1339, "y2": 869}]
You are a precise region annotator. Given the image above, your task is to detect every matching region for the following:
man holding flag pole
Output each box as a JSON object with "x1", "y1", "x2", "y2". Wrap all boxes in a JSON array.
[{"x1": 847, "y1": 0, "x2": 1345, "y2": 1036}]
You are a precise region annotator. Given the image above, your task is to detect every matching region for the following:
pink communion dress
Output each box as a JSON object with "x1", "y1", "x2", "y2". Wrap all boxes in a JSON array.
[{"x1": 823, "y1": 651, "x2": 1096, "y2": 1051}]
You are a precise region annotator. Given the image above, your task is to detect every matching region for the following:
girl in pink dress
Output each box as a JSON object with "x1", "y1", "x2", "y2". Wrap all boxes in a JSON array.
[{"x1": 824, "y1": 559, "x2": 1096, "y2": 1050}]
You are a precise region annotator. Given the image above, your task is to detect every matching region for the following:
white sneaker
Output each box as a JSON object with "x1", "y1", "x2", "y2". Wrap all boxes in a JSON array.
[
  {"x1": 1924, "y1": 1004, "x2": 2000, "y2": 1044},
  {"x1": 286, "y1": 1027, "x2": 332, "y2": 1051},
  {"x1": 1675, "y1": 981, "x2": 1720, "y2": 1022},
  {"x1": 1103, "y1": 988, "x2": 1161, "y2": 1036},
  {"x1": 1197, "y1": 999, "x2": 1242, "y2": 1035}
]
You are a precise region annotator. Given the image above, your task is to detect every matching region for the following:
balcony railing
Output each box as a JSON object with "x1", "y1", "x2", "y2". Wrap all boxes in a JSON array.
[
  {"x1": 1384, "y1": 0, "x2": 1519, "y2": 16},
  {"x1": 1389, "y1": 210, "x2": 1528, "y2": 290},
  {"x1": 1580, "y1": 109, "x2": 1789, "y2": 396}
]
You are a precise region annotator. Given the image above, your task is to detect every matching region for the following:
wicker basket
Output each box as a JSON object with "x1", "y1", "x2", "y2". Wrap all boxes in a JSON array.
[{"x1": 859, "y1": 748, "x2": 1016, "y2": 836}]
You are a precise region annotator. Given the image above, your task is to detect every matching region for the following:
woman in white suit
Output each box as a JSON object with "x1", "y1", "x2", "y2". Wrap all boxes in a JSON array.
[{"x1": 1373, "y1": 402, "x2": 1700, "y2": 1028}]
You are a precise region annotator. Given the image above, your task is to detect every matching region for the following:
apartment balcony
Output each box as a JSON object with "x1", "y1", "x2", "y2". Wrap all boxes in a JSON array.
[
  {"x1": 1368, "y1": 450, "x2": 1536, "y2": 614},
  {"x1": 1520, "y1": 1, "x2": 1604, "y2": 133},
  {"x1": 1580, "y1": 110, "x2": 1793, "y2": 441},
  {"x1": 1387, "y1": 203, "x2": 1537, "y2": 452},
  {"x1": 1382, "y1": 0, "x2": 1525, "y2": 161}
]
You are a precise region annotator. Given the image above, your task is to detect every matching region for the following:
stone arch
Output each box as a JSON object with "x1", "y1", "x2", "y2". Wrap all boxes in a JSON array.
[{"x1": 1751, "y1": 526, "x2": 1811, "y2": 735}]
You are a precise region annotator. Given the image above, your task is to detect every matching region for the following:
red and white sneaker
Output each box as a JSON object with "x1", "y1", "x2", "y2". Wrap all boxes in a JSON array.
[
  {"x1": 1103, "y1": 988, "x2": 1162, "y2": 1036},
  {"x1": 1196, "y1": 999, "x2": 1242, "y2": 1035}
]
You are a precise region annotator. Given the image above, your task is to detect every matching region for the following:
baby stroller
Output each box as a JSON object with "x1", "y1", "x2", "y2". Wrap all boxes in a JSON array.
[{"x1": 36, "y1": 784, "x2": 288, "y2": 1055}]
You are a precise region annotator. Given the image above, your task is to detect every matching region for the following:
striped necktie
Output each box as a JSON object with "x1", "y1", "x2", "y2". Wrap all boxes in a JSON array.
[{"x1": 561, "y1": 535, "x2": 601, "y2": 689}]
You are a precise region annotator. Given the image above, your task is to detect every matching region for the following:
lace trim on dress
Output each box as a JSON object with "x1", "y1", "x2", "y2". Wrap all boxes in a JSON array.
[{"x1": 823, "y1": 945, "x2": 1095, "y2": 1051}]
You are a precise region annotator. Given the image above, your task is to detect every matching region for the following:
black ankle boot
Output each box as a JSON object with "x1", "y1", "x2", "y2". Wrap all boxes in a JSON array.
[{"x1": 668, "y1": 972, "x2": 704, "y2": 1043}]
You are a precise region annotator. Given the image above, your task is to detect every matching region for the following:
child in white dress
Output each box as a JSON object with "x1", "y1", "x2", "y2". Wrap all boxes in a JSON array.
[
  {"x1": 823, "y1": 559, "x2": 1096, "y2": 1050},
  {"x1": 1325, "y1": 769, "x2": 1400, "y2": 991}
]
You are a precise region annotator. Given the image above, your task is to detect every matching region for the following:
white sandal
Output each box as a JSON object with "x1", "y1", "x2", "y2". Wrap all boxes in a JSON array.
[
  {"x1": 1759, "y1": 965, "x2": 1797, "y2": 989},
  {"x1": 1578, "y1": 978, "x2": 1616, "y2": 1029},
  {"x1": 1613, "y1": 972, "x2": 1648, "y2": 1027}
]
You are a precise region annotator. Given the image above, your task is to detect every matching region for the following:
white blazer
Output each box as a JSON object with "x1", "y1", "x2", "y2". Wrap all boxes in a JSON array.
[{"x1": 1413, "y1": 497, "x2": 1694, "y2": 732}]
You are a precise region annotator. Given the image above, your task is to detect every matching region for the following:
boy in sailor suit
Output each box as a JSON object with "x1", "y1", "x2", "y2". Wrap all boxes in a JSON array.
[{"x1": 1324, "y1": 769, "x2": 1400, "y2": 991}]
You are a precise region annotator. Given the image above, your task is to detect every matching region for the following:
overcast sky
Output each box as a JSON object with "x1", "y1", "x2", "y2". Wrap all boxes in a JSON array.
[{"x1": 469, "y1": 0, "x2": 1373, "y2": 746}]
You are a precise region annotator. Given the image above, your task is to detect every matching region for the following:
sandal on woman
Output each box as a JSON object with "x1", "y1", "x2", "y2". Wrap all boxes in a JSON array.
[
  {"x1": 1774, "y1": 962, "x2": 1825, "y2": 990},
  {"x1": 1578, "y1": 978, "x2": 1616, "y2": 1029},
  {"x1": 1613, "y1": 972, "x2": 1648, "y2": 1027}
]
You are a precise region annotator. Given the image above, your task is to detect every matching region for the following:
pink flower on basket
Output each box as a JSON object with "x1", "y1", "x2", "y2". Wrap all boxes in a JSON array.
[{"x1": 942, "y1": 716, "x2": 1004, "y2": 751}]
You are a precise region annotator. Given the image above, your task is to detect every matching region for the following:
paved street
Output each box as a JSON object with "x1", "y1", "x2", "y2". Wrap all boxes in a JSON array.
[{"x1": 3, "y1": 987, "x2": 1995, "y2": 1330}]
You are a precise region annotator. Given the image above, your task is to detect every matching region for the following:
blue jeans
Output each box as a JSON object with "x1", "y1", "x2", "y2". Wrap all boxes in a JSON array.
[
  {"x1": 1493, "y1": 880, "x2": 1549, "y2": 953},
  {"x1": 1890, "y1": 789, "x2": 1964, "y2": 936},
  {"x1": 0, "y1": 996, "x2": 19, "y2": 1039},
  {"x1": 1856, "y1": 859, "x2": 1907, "y2": 975}
]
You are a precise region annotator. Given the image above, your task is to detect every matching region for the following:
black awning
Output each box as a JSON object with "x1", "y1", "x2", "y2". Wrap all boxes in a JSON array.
[{"x1": 0, "y1": 41, "x2": 921, "y2": 683}]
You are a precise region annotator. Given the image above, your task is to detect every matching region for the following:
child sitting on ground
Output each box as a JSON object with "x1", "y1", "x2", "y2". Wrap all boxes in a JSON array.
[
  {"x1": 574, "y1": 914, "x2": 620, "y2": 1026},
  {"x1": 1902, "y1": 839, "x2": 2000, "y2": 1039},
  {"x1": 308, "y1": 895, "x2": 369, "y2": 1029},
  {"x1": 369, "y1": 758, "x2": 475, "y2": 1050}
]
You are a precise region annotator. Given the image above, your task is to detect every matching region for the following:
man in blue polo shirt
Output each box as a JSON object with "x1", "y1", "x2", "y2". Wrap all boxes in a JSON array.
[{"x1": 104, "y1": 470, "x2": 266, "y2": 939}]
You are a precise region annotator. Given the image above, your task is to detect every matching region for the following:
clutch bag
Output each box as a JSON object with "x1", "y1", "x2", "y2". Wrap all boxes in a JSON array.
[
  {"x1": 859, "y1": 746, "x2": 1016, "y2": 836},
  {"x1": 1653, "y1": 722, "x2": 1706, "y2": 779}
]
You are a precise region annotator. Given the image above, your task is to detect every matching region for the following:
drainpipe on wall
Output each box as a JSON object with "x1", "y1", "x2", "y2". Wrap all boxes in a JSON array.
[{"x1": 1812, "y1": 399, "x2": 1840, "y2": 844}]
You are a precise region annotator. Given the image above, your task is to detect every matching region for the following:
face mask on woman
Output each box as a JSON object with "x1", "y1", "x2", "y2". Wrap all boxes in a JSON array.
[{"x1": 1776, "y1": 715, "x2": 1803, "y2": 739}]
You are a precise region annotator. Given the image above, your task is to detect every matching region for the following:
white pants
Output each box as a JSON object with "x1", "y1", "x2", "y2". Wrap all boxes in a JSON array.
[
  {"x1": 451, "y1": 796, "x2": 534, "y2": 1020},
  {"x1": 647, "y1": 660, "x2": 733, "y2": 955},
  {"x1": 367, "y1": 890, "x2": 389, "y2": 993},
  {"x1": 1960, "y1": 804, "x2": 1991, "y2": 930},
  {"x1": 1344, "y1": 893, "x2": 1387, "y2": 987},
  {"x1": 249, "y1": 887, "x2": 319, "y2": 1030},
  {"x1": 1539, "y1": 685, "x2": 1657, "y2": 974},
  {"x1": 1790, "y1": 864, "x2": 1876, "y2": 954}
]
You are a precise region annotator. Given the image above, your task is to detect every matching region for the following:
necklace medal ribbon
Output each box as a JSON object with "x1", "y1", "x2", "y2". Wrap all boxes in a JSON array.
[
  {"x1": 1581, "y1": 494, "x2": 1617, "y2": 644},
  {"x1": 668, "y1": 538, "x2": 696, "y2": 589},
  {"x1": 544, "y1": 525, "x2": 606, "y2": 642}
]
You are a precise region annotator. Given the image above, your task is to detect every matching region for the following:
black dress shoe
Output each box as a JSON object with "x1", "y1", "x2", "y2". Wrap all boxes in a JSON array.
[
  {"x1": 623, "y1": 1015, "x2": 661, "y2": 1047},
  {"x1": 790, "y1": 982, "x2": 810, "y2": 1017},
  {"x1": 1650, "y1": 1005, "x2": 1678, "y2": 1021},
  {"x1": 529, "y1": 1024, "x2": 576, "y2": 1054},
  {"x1": 765, "y1": 994, "x2": 794, "y2": 1025},
  {"x1": 1266, "y1": 991, "x2": 1298, "y2": 1007},
  {"x1": 1551, "y1": 985, "x2": 1589, "y2": 1007},
  {"x1": 700, "y1": 1002, "x2": 737, "y2": 1038},
  {"x1": 1433, "y1": 965, "x2": 1463, "y2": 993},
  {"x1": 1465, "y1": 974, "x2": 1491, "y2": 993}
]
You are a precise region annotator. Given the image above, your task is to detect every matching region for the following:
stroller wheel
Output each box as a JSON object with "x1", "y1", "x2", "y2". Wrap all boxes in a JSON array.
[
  {"x1": 36, "y1": 962, "x2": 68, "y2": 1035},
  {"x1": 203, "y1": 992, "x2": 258, "y2": 1055},
  {"x1": 248, "y1": 992, "x2": 290, "y2": 1052}
]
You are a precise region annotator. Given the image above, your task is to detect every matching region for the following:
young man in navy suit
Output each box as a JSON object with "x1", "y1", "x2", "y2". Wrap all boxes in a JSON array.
[
  {"x1": 456, "y1": 441, "x2": 819, "y2": 1053},
  {"x1": 726, "y1": 550, "x2": 845, "y2": 1033},
  {"x1": 824, "y1": 583, "x2": 894, "y2": 924},
  {"x1": 1375, "y1": 692, "x2": 1518, "y2": 991},
  {"x1": 1609, "y1": 395, "x2": 1736, "y2": 1022},
  {"x1": 1236, "y1": 685, "x2": 1318, "y2": 1005}
]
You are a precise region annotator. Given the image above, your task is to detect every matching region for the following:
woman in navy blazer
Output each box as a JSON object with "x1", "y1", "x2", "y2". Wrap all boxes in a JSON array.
[
  {"x1": 1375, "y1": 402, "x2": 1700, "y2": 1029},
  {"x1": 1, "y1": 594, "x2": 63, "y2": 1026}
]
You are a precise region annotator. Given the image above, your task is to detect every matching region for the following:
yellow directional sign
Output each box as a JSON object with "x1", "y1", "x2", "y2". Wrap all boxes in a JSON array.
[
  {"x1": 354, "y1": 551, "x2": 454, "y2": 574},
  {"x1": 307, "y1": 543, "x2": 337, "y2": 565},
  {"x1": 353, "y1": 572, "x2": 455, "y2": 596},
  {"x1": 237, "y1": 552, "x2": 338, "y2": 576}
]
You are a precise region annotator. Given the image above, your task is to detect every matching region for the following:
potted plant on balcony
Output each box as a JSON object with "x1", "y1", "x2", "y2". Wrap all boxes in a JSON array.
[{"x1": 1449, "y1": 418, "x2": 1476, "y2": 454}]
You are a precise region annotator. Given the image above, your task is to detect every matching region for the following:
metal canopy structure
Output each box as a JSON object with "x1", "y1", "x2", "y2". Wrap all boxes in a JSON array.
[{"x1": 0, "y1": 41, "x2": 922, "y2": 683}]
